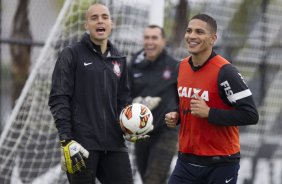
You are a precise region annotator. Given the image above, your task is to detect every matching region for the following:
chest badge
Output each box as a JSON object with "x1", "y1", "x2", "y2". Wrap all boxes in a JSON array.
[
  {"x1": 112, "y1": 61, "x2": 121, "y2": 77},
  {"x1": 163, "y1": 69, "x2": 172, "y2": 80}
]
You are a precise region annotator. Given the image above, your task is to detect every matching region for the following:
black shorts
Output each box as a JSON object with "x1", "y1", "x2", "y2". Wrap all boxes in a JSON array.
[
  {"x1": 67, "y1": 150, "x2": 133, "y2": 184},
  {"x1": 168, "y1": 155, "x2": 240, "y2": 184}
]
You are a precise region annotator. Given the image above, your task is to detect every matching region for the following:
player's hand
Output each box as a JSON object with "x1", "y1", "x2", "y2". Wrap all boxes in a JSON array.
[
  {"x1": 133, "y1": 96, "x2": 161, "y2": 110},
  {"x1": 124, "y1": 134, "x2": 150, "y2": 142},
  {"x1": 124, "y1": 124, "x2": 154, "y2": 143},
  {"x1": 165, "y1": 112, "x2": 179, "y2": 128},
  {"x1": 61, "y1": 140, "x2": 89, "y2": 174},
  {"x1": 190, "y1": 94, "x2": 210, "y2": 118}
]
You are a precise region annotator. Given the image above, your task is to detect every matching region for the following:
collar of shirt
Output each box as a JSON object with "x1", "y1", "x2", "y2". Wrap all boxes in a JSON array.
[
  {"x1": 91, "y1": 41, "x2": 111, "y2": 57},
  {"x1": 189, "y1": 51, "x2": 217, "y2": 71},
  {"x1": 133, "y1": 49, "x2": 167, "y2": 69}
]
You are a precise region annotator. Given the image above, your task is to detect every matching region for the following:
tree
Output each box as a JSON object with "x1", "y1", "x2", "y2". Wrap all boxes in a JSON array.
[
  {"x1": 9, "y1": 0, "x2": 32, "y2": 104},
  {"x1": 168, "y1": 0, "x2": 188, "y2": 49},
  {"x1": 0, "y1": 0, "x2": 2, "y2": 128}
]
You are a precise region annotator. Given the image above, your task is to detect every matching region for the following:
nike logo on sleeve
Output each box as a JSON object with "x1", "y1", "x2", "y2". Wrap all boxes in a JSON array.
[
  {"x1": 84, "y1": 62, "x2": 93, "y2": 66},
  {"x1": 133, "y1": 73, "x2": 143, "y2": 78},
  {"x1": 225, "y1": 177, "x2": 233, "y2": 183}
]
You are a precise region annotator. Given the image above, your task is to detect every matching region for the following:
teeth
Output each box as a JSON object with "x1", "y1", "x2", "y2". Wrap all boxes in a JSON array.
[
  {"x1": 146, "y1": 46, "x2": 155, "y2": 50},
  {"x1": 97, "y1": 28, "x2": 105, "y2": 32},
  {"x1": 189, "y1": 42, "x2": 198, "y2": 46}
]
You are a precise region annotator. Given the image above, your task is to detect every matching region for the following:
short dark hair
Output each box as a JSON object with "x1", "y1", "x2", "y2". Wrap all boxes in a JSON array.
[
  {"x1": 190, "y1": 14, "x2": 217, "y2": 34},
  {"x1": 146, "y1": 25, "x2": 166, "y2": 38}
]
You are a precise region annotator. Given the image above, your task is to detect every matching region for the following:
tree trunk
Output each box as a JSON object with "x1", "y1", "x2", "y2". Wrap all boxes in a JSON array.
[
  {"x1": 10, "y1": 0, "x2": 32, "y2": 104},
  {"x1": 0, "y1": 0, "x2": 2, "y2": 126},
  {"x1": 170, "y1": 0, "x2": 188, "y2": 49}
]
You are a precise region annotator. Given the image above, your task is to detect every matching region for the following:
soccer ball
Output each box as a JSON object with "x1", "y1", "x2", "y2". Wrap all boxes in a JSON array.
[{"x1": 120, "y1": 103, "x2": 153, "y2": 135}]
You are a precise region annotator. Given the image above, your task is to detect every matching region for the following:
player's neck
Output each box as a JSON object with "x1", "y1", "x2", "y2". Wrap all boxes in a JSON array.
[
  {"x1": 191, "y1": 49, "x2": 212, "y2": 67},
  {"x1": 91, "y1": 38, "x2": 108, "y2": 54},
  {"x1": 99, "y1": 42, "x2": 107, "y2": 54}
]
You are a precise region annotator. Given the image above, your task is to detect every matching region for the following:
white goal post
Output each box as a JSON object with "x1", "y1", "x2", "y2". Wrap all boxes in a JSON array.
[{"x1": 0, "y1": 0, "x2": 153, "y2": 183}]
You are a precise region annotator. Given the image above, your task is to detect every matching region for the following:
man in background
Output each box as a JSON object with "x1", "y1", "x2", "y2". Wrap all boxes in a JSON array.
[{"x1": 128, "y1": 25, "x2": 179, "y2": 184}]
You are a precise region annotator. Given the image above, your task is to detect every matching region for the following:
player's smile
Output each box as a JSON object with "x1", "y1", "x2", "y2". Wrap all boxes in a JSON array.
[
  {"x1": 143, "y1": 27, "x2": 165, "y2": 61},
  {"x1": 187, "y1": 40, "x2": 200, "y2": 48}
]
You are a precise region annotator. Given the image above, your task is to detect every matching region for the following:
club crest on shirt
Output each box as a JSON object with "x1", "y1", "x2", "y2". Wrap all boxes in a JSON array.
[
  {"x1": 163, "y1": 69, "x2": 172, "y2": 80},
  {"x1": 112, "y1": 61, "x2": 121, "y2": 77}
]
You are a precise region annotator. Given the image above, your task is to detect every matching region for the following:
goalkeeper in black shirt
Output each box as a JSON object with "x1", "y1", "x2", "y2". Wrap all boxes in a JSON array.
[
  {"x1": 49, "y1": 3, "x2": 133, "y2": 184},
  {"x1": 128, "y1": 25, "x2": 179, "y2": 184}
]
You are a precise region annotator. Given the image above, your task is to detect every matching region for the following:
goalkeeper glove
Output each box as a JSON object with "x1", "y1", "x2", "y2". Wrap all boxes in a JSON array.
[
  {"x1": 133, "y1": 96, "x2": 161, "y2": 111},
  {"x1": 61, "y1": 140, "x2": 89, "y2": 174},
  {"x1": 124, "y1": 124, "x2": 154, "y2": 143},
  {"x1": 124, "y1": 134, "x2": 150, "y2": 142},
  {"x1": 61, "y1": 147, "x2": 67, "y2": 171}
]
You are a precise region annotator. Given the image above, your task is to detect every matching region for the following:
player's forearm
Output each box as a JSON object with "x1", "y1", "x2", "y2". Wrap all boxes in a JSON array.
[
  {"x1": 49, "y1": 96, "x2": 73, "y2": 140},
  {"x1": 54, "y1": 115, "x2": 73, "y2": 140},
  {"x1": 208, "y1": 107, "x2": 258, "y2": 126}
]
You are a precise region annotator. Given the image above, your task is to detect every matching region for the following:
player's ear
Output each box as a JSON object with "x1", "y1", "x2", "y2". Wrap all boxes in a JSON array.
[
  {"x1": 214, "y1": 34, "x2": 217, "y2": 41},
  {"x1": 84, "y1": 22, "x2": 88, "y2": 31},
  {"x1": 110, "y1": 19, "x2": 114, "y2": 29},
  {"x1": 163, "y1": 38, "x2": 167, "y2": 46},
  {"x1": 210, "y1": 34, "x2": 217, "y2": 45}
]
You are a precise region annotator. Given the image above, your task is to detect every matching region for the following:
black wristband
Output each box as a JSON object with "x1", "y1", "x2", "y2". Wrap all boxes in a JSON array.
[
  {"x1": 59, "y1": 133, "x2": 73, "y2": 142},
  {"x1": 60, "y1": 139, "x2": 72, "y2": 146}
]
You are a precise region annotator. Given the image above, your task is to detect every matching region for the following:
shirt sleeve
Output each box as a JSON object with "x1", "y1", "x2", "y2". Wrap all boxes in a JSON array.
[
  {"x1": 48, "y1": 47, "x2": 76, "y2": 140},
  {"x1": 208, "y1": 64, "x2": 259, "y2": 126}
]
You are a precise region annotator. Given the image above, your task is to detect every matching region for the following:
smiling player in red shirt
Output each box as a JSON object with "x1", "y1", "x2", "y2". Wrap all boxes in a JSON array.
[{"x1": 165, "y1": 13, "x2": 259, "y2": 184}]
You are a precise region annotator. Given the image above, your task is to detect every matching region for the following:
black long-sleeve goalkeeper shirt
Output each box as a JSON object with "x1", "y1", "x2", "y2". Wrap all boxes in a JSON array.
[{"x1": 48, "y1": 33, "x2": 131, "y2": 151}]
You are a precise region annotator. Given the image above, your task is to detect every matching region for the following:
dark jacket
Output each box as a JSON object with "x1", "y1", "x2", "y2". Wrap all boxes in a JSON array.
[
  {"x1": 128, "y1": 49, "x2": 179, "y2": 132},
  {"x1": 49, "y1": 33, "x2": 131, "y2": 151}
]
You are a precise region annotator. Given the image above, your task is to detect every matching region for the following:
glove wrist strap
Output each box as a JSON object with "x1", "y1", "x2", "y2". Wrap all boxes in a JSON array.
[{"x1": 60, "y1": 139, "x2": 71, "y2": 146}]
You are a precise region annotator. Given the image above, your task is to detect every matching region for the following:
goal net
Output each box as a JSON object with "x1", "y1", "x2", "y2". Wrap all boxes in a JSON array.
[{"x1": 0, "y1": 0, "x2": 150, "y2": 183}]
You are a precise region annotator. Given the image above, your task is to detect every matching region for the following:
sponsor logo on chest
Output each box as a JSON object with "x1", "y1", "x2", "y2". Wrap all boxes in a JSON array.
[{"x1": 178, "y1": 86, "x2": 209, "y2": 101}]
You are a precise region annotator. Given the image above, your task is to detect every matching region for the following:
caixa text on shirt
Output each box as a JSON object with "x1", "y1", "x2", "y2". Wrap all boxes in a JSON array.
[{"x1": 178, "y1": 86, "x2": 209, "y2": 101}]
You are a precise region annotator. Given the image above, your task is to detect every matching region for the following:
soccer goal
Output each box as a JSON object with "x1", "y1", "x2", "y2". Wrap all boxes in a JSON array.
[{"x1": 0, "y1": 0, "x2": 152, "y2": 183}]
